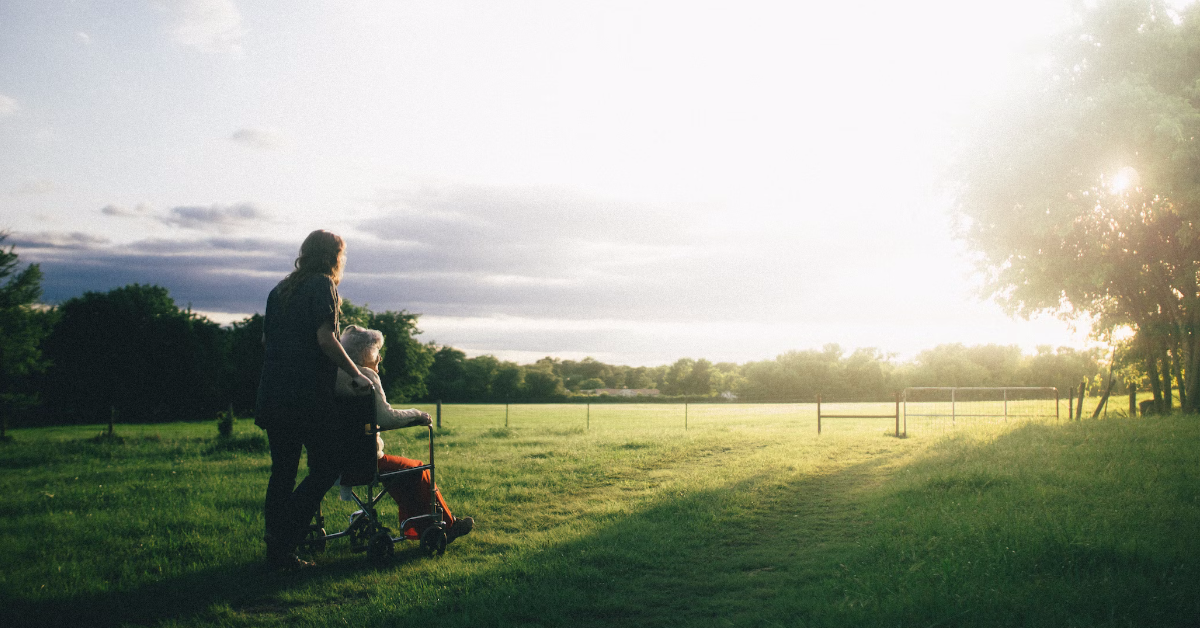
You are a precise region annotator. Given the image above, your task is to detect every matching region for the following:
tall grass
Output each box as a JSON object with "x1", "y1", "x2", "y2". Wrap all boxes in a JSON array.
[{"x1": 1, "y1": 406, "x2": 1196, "y2": 627}]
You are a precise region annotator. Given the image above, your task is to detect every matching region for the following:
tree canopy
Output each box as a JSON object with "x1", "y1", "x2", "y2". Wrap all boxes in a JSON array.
[
  {"x1": 0, "y1": 235, "x2": 54, "y2": 436},
  {"x1": 952, "y1": 0, "x2": 1200, "y2": 412}
]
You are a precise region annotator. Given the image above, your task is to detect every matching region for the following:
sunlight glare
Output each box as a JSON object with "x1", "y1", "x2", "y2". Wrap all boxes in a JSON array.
[{"x1": 1109, "y1": 166, "x2": 1139, "y2": 194}]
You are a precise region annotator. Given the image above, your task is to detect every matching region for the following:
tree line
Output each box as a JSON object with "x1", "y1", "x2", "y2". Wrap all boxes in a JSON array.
[{"x1": 1, "y1": 238, "x2": 1111, "y2": 429}]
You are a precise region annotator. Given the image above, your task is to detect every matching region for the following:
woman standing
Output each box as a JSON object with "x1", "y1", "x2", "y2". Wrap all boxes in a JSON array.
[{"x1": 255, "y1": 229, "x2": 372, "y2": 570}]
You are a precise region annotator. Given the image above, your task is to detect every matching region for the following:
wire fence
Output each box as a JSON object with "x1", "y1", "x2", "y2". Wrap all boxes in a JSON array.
[{"x1": 403, "y1": 388, "x2": 1073, "y2": 437}]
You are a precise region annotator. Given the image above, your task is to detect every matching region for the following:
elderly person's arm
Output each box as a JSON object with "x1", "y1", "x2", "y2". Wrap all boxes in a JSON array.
[
  {"x1": 334, "y1": 325, "x2": 433, "y2": 430},
  {"x1": 361, "y1": 368, "x2": 431, "y2": 429}
]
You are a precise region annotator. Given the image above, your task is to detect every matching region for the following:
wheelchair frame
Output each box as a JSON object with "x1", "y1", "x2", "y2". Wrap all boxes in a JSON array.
[{"x1": 304, "y1": 393, "x2": 449, "y2": 562}]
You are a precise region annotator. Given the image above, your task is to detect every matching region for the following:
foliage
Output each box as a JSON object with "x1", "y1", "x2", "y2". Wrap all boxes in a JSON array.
[
  {"x1": 951, "y1": 0, "x2": 1200, "y2": 411},
  {"x1": 37, "y1": 284, "x2": 227, "y2": 424},
  {"x1": 224, "y1": 313, "x2": 263, "y2": 415},
  {"x1": 425, "y1": 345, "x2": 467, "y2": 402},
  {"x1": 0, "y1": 235, "x2": 55, "y2": 436}
]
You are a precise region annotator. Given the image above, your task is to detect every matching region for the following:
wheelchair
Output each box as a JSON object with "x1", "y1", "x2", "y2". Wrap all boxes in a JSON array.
[{"x1": 302, "y1": 392, "x2": 449, "y2": 562}]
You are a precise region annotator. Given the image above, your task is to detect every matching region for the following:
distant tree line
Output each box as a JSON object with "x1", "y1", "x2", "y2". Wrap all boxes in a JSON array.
[{"x1": 0, "y1": 239, "x2": 1113, "y2": 428}]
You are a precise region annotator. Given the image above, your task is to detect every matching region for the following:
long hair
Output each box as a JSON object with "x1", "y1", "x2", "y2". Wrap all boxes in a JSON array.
[{"x1": 277, "y1": 229, "x2": 345, "y2": 306}]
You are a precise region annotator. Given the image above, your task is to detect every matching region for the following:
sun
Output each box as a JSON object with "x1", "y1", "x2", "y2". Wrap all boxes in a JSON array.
[{"x1": 1109, "y1": 166, "x2": 1140, "y2": 194}]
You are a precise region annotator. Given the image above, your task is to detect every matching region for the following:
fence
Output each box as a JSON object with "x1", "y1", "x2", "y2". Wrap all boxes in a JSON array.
[
  {"x1": 419, "y1": 399, "x2": 898, "y2": 434},
  {"x1": 817, "y1": 394, "x2": 903, "y2": 436},
  {"x1": 902, "y1": 387, "x2": 1060, "y2": 432},
  {"x1": 413, "y1": 389, "x2": 1063, "y2": 435}
]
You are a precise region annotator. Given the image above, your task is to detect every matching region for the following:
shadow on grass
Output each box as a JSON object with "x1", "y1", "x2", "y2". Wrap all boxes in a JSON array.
[
  {"x1": 9, "y1": 420, "x2": 1200, "y2": 627},
  {"x1": 4, "y1": 451, "x2": 900, "y2": 628},
  {"x1": 3, "y1": 543, "x2": 436, "y2": 628}
]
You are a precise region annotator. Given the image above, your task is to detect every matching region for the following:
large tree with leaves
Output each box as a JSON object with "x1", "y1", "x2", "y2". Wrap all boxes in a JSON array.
[
  {"x1": 40, "y1": 284, "x2": 227, "y2": 424},
  {"x1": 0, "y1": 235, "x2": 55, "y2": 435},
  {"x1": 952, "y1": 0, "x2": 1200, "y2": 412}
]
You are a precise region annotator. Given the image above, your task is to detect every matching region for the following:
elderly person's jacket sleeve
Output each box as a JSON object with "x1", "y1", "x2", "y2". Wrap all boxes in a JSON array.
[{"x1": 334, "y1": 368, "x2": 426, "y2": 431}]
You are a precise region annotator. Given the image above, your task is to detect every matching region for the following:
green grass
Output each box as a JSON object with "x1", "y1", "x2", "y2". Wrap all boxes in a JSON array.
[{"x1": 1, "y1": 405, "x2": 1196, "y2": 627}]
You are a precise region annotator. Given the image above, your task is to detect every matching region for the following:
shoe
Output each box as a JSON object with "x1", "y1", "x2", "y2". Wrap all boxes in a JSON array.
[{"x1": 446, "y1": 516, "x2": 473, "y2": 543}]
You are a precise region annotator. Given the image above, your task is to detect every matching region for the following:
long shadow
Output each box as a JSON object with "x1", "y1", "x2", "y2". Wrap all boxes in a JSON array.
[
  {"x1": 13, "y1": 420, "x2": 1191, "y2": 627},
  {"x1": 3, "y1": 448, "x2": 901, "y2": 628},
  {"x1": 2, "y1": 540, "x2": 435, "y2": 627}
]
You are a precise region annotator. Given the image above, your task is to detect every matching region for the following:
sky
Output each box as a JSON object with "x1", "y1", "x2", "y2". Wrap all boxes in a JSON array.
[{"x1": 0, "y1": 0, "x2": 1114, "y2": 366}]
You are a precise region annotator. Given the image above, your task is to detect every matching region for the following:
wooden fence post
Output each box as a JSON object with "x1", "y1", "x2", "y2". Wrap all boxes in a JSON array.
[
  {"x1": 436, "y1": 400, "x2": 442, "y2": 428},
  {"x1": 894, "y1": 392, "x2": 900, "y2": 436},
  {"x1": 817, "y1": 395, "x2": 822, "y2": 435}
]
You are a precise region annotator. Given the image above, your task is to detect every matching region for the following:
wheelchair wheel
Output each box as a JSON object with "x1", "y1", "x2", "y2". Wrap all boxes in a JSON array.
[
  {"x1": 304, "y1": 527, "x2": 327, "y2": 554},
  {"x1": 420, "y1": 524, "x2": 447, "y2": 557},
  {"x1": 367, "y1": 530, "x2": 394, "y2": 563}
]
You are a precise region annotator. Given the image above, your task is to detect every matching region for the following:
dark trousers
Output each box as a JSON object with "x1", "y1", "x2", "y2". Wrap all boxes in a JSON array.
[{"x1": 264, "y1": 419, "x2": 342, "y2": 554}]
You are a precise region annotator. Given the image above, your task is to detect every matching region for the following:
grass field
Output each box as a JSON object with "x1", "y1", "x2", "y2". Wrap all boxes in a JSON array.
[{"x1": 1, "y1": 403, "x2": 1197, "y2": 627}]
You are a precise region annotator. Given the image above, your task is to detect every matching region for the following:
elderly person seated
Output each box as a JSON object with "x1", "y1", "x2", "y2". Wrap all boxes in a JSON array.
[{"x1": 334, "y1": 324, "x2": 473, "y2": 543}]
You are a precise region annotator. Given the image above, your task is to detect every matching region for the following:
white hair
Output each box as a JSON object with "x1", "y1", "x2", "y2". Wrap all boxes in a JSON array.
[{"x1": 339, "y1": 324, "x2": 384, "y2": 366}]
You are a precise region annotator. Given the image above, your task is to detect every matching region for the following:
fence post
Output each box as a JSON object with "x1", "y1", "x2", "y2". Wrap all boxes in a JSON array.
[
  {"x1": 436, "y1": 400, "x2": 442, "y2": 428},
  {"x1": 894, "y1": 392, "x2": 900, "y2": 436},
  {"x1": 1077, "y1": 382, "x2": 1085, "y2": 420},
  {"x1": 1056, "y1": 387, "x2": 1061, "y2": 421},
  {"x1": 1129, "y1": 385, "x2": 1137, "y2": 417},
  {"x1": 817, "y1": 395, "x2": 822, "y2": 435},
  {"x1": 109, "y1": 406, "x2": 116, "y2": 436},
  {"x1": 505, "y1": 402, "x2": 509, "y2": 428}
]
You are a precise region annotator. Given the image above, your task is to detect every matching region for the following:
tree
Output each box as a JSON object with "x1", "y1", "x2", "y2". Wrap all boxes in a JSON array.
[
  {"x1": 226, "y1": 314, "x2": 264, "y2": 414},
  {"x1": 578, "y1": 377, "x2": 605, "y2": 390},
  {"x1": 41, "y1": 284, "x2": 226, "y2": 424},
  {"x1": 624, "y1": 366, "x2": 656, "y2": 389},
  {"x1": 0, "y1": 236, "x2": 54, "y2": 435},
  {"x1": 681, "y1": 358, "x2": 714, "y2": 396},
  {"x1": 493, "y1": 363, "x2": 525, "y2": 400},
  {"x1": 661, "y1": 358, "x2": 695, "y2": 396},
  {"x1": 368, "y1": 310, "x2": 432, "y2": 402},
  {"x1": 425, "y1": 346, "x2": 467, "y2": 402},
  {"x1": 462, "y1": 355, "x2": 500, "y2": 400},
  {"x1": 522, "y1": 367, "x2": 565, "y2": 400},
  {"x1": 952, "y1": 0, "x2": 1200, "y2": 411}
]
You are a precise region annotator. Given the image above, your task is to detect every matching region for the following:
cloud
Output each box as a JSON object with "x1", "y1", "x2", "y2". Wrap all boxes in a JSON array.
[
  {"x1": 230, "y1": 127, "x2": 287, "y2": 149},
  {"x1": 101, "y1": 203, "x2": 153, "y2": 217},
  {"x1": 165, "y1": 0, "x2": 245, "y2": 55},
  {"x1": 342, "y1": 182, "x2": 819, "y2": 323},
  {"x1": 13, "y1": 233, "x2": 293, "y2": 313},
  {"x1": 12, "y1": 180, "x2": 55, "y2": 195},
  {"x1": 161, "y1": 202, "x2": 269, "y2": 231},
  {"x1": 0, "y1": 94, "x2": 18, "y2": 118},
  {"x1": 9, "y1": 231, "x2": 110, "y2": 250}
]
